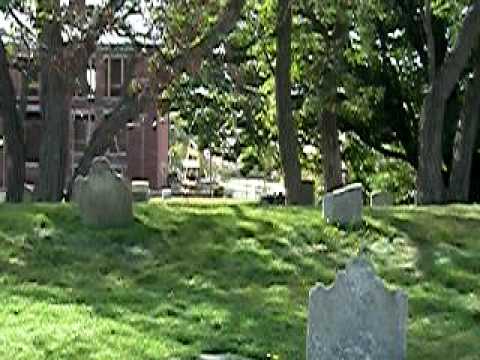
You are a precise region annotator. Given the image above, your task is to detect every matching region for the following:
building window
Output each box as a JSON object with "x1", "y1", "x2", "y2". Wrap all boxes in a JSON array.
[
  {"x1": 73, "y1": 115, "x2": 87, "y2": 151},
  {"x1": 104, "y1": 57, "x2": 125, "y2": 97}
]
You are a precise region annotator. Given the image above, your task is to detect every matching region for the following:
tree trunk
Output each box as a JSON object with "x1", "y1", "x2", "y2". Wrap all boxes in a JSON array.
[
  {"x1": 417, "y1": 1, "x2": 480, "y2": 204},
  {"x1": 275, "y1": 0, "x2": 302, "y2": 204},
  {"x1": 320, "y1": 4, "x2": 347, "y2": 193},
  {"x1": 320, "y1": 108, "x2": 343, "y2": 192},
  {"x1": 66, "y1": 93, "x2": 144, "y2": 199},
  {"x1": 417, "y1": 85, "x2": 447, "y2": 204},
  {"x1": 0, "y1": 40, "x2": 25, "y2": 203},
  {"x1": 37, "y1": 20, "x2": 71, "y2": 202},
  {"x1": 447, "y1": 61, "x2": 480, "y2": 202}
]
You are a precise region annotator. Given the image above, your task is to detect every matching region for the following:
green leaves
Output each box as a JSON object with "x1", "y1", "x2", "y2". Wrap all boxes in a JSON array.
[{"x1": 0, "y1": 0, "x2": 10, "y2": 10}]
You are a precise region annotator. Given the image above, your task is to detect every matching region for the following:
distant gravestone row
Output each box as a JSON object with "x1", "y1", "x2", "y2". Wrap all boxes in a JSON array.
[{"x1": 322, "y1": 183, "x2": 397, "y2": 226}]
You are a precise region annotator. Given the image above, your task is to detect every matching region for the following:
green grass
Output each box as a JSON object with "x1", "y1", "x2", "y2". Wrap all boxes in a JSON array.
[{"x1": 0, "y1": 201, "x2": 478, "y2": 359}]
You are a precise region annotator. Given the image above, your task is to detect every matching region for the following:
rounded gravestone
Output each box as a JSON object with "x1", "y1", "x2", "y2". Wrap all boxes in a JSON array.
[
  {"x1": 73, "y1": 157, "x2": 133, "y2": 228},
  {"x1": 307, "y1": 257, "x2": 408, "y2": 360}
]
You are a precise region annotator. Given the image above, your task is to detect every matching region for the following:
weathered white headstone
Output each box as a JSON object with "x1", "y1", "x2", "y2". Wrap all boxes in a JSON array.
[
  {"x1": 132, "y1": 180, "x2": 150, "y2": 202},
  {"x1": 322, "y1": 183, "x2": 363, "y2": 226},
  {"x1": 307, "y1": 257, "x2": 408, "y2": 360},
  {"x1": 73, "y1": 157, "x2": 133, "y2": 228},
  {"x1": 370, "y1": 191, "x2": 394, "y2": 207}
]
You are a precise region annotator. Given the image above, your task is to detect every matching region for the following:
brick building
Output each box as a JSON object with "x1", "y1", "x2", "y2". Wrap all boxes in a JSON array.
[{"x1": 0, "y1": 45, "x2": 169, "y2": 193}]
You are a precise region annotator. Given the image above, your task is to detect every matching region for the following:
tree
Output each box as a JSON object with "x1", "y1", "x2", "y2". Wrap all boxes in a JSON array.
[
  {"x1": 318, "y1": 2, "x2": 349, "y2": 192},
  {"x1": 418, "y1": 0, "x2": 480, "y2": 204},
  {"x1": 37, "y1": 4, "x2": 70, "y2": 201},
  {"x1": 69, "y1": 0, "x2": 247, "y2": 197},
  {"x1": 0, "y1": 39, "x2": 25, "y2": 202},
  {"x1": 447, "y1": 56, "x2": 480, "y2": 201},
  {"x1": 276, "y1": 0, "x2": 302, "y2": 204},
  {"x1": 3, "y1": 0, "x2": 134, "y2": 201}
]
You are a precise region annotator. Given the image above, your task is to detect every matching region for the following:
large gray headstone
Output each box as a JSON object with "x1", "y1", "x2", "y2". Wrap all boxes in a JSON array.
[
  {"x1": 322, "y1": 183, "x2": 363, "y2": 226},
  {"x1": 73, "y1": 157, "x2": 133, "y2": 228},
  {"x1": 370, "y1": 191, "x2": 394, "y2": 207},
  {"x1": 307, "y1": 257, "x2": 408, "y2": 360}
]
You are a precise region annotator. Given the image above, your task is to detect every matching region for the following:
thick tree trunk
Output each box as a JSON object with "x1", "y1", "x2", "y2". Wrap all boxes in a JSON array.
[
  {"x1": 417, "y1": 85, "x2": 447, "y2": 204},
  {"x1": 320, "y1": 4, "x2": 347, "y2": 193},
  {"x1": 37, "y1": 21, "x2": 71, "y2": 202},
  {"x1": 0, "y1": 40, "x2": 25, "y2": 203},
  {"x1": 320, "y1": 108, "x2": 343, "y2": 192},
  {"x1": 417, "y1": 1, "x2": 480, "y2": 204},
  {"x1": 447, "y1": 62, "x2": 480, "y2": 202},
  {"x1": 275, "y1": 0, "x2": 302, "y2": 204}
]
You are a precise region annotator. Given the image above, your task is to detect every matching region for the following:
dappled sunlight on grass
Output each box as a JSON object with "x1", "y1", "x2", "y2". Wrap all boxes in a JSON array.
[{"x1": 0, "y1": 202, "x2": 478, "y2": 358}]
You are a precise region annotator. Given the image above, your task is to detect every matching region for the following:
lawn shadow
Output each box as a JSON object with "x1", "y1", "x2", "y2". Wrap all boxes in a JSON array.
[{"x1": 0, "y1": 202, "x2": 320, "y2": 359}]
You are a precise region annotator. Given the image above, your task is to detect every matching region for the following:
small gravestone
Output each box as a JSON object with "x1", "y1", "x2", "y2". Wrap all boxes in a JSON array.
[
  {"x1": 322, "y1": 183, "x2": 363, "y2": 226},
  {"x1": 299, "y1": 180, "x2": 315, "y2": 206},
  {"x1": 370, "y1": 191, "x2": 394, "y2": 207},
  {"x1": 307, "y1": 257, "x2": 408, "y2": 360},
  {"x1": 73, "y1": 157, "x2": 133, "y2": 228},
  {"x1": 132, "y1": 180, "x2": 150, "y2": 202},
  {"x1": 23, "y1": 183, "x2": 34, "y2": 202},
  {"x1": 161, "y1": 188, "x2": 172, "y2": 199}
]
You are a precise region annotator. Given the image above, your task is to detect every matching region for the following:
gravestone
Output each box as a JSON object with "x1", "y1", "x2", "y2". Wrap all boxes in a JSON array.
[
  {"x1": 307, "y1": 257, "x2": 408, "y2": 360},
  {"x1": 299, "y1": 180, "x2": 315, "y2": 206},
  {"x1": 322, "y1": 183, "x2": 363, "y2": 226},
  {"x1": 73, "y1": 157, "x2": 133, "y2": 228},
  {"x1": 370, "y1": 191, "x2": 394, "y2": 207},
  {"x1": 132, "y1": 180, "x2": 150, "y2": 202},
  {"x1": 161, "y1": 188, "x2": 172, "y2": 199},
  {"x1": 23, "y1": 183, "x2": 34, "y2": 202}
]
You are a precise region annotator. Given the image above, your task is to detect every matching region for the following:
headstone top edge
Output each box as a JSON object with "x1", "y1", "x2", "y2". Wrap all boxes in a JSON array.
[
  {"x1": 325, "y1": 183, "x2": 363, "y2": 196},
  {"x1": 309, "y1": 256, "x2": 405, "y2": 299}
]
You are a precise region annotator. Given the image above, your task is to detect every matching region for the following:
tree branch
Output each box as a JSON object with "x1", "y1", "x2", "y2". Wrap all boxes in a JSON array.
[
  {"x1": 68, "y1": 0, "x2": 246, "y2": 197},
  {"x1": 422, "y1": 0, "x2": 436, "y2": 83},
  {"x1": 437, "y1": 1, "x2": 480, "y2": 98}
]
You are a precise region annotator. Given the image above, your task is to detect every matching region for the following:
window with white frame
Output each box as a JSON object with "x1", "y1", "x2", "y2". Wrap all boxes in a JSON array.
[{"x1": 104, "y1": 56, "x2": 126, "y2": 97}]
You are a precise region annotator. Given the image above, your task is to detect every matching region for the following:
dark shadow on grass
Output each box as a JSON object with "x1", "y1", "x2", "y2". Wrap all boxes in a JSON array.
[{"x1": 0, "y1": 203, "x2": 320, "y2": 359}]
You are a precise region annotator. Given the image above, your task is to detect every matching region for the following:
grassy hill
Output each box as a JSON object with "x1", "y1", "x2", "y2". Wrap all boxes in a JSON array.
[{"x1": 0, "y1": 201, "x2": 478, "y2": 359}]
